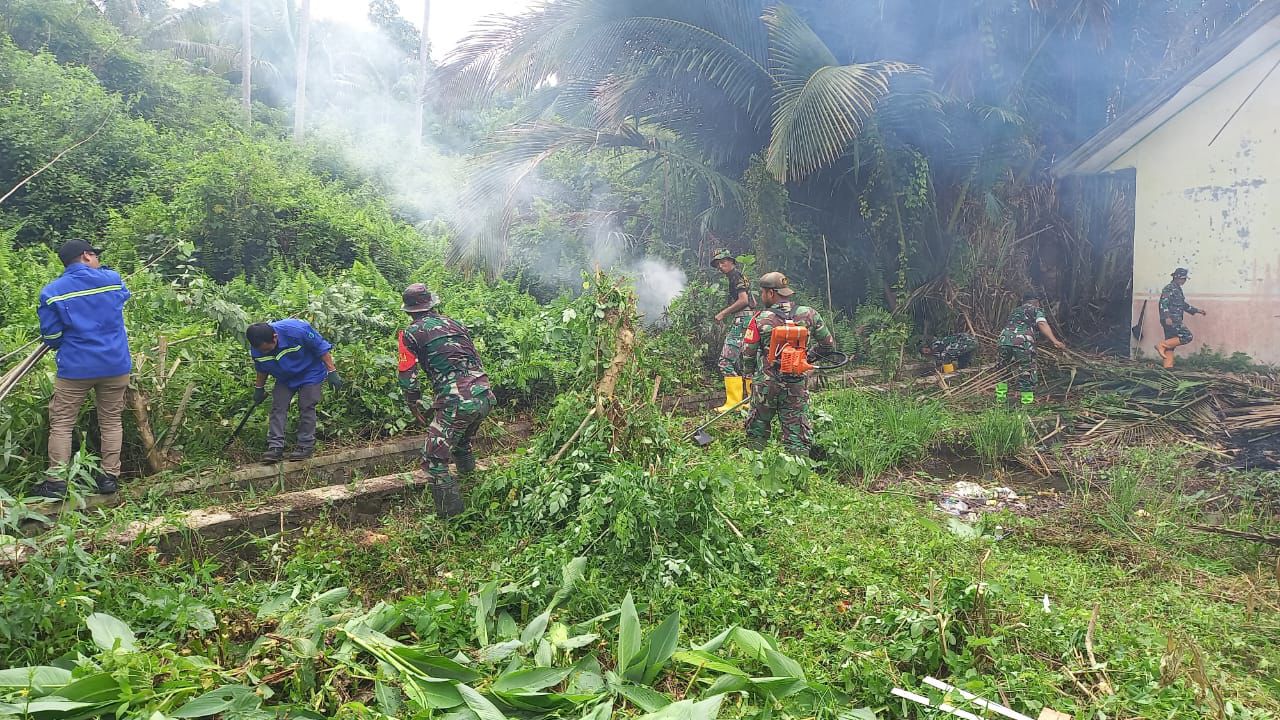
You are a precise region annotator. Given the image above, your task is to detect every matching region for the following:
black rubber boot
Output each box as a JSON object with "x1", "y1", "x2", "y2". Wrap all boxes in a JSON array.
[
  {"x1": 286, "y1": 447, "x2": 314, "y2": 461},
  {"x1": 30, "y1": 479, "x2": 68, "y2": 500},
  {"x1": 453, "y1": 450, "x2": 477, "y2": 475},
  {"x1": 429, "y1": 476, "x2": 465, "y2": 518},
  {"x1": 95, "y1": 473, "x2": 119, "y2": 495},
  {"x1": 261, "y1": 448, "x2": 284, "y2": 464}
]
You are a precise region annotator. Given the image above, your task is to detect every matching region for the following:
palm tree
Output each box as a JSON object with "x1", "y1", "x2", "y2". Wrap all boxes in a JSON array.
[
  {"x1": 292, "y1": 0, "x2": 310, "y2": 139},
  {"x1": 439, "y1": 0, "x2": 920, "y2": 270},
  {"x1": 241, "y1": 0, "x2": 252, "y2": 125},
  {"x1": 414, "y1": 0, "x2": 430, "y2": 146}
]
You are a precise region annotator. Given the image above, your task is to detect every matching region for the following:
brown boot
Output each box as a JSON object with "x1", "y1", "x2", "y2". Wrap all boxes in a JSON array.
[
  {"x1": 1160, "y1": 337, "x2": 1182, "y2": 368},
  {"x1": 1154, "y1": 341, "x2": 1169, "y2": 365}
]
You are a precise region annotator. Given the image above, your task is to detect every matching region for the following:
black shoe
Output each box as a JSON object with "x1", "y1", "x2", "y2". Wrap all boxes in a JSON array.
[
  {"x1": 261, "y1": 448, "x2": 284, "y2": 464},
  {"x1": 95, "y1": 474, "x2": 119, "y2": 495},
  {"x1": 30, "y1": 480, "x2": 67, "y2": 500},
  {"x1": 286, "y1": 447, "x2": 314, "y2": 461}
]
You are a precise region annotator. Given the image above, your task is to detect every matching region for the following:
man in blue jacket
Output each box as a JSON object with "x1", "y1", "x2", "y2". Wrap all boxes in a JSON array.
[
  {"x1": 246, "y1": 320, "x2": 342, "y2": 463},
  {"x1": 32, "y1": 240, "x2": 132, "y2": 499}
]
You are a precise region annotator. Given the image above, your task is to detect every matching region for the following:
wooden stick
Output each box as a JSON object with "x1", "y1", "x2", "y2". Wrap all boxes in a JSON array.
[
  {"x1": 549, "y1": 407, "x2": 597, "y2": 465},
  {"x1": 650, "y1": 375, "x2": 662, "y2": 405},
  {"x1": 1085, "y1": 603, "x2": 1114, "y2": 694},
  {"x1": 0, "y1": 116, "x2": 111, "y2": 205},
  {"x1": 1186, "y1": 524, "x2": 1280, "y2": 546},
  {"x1": 161, "y1": 383, "x2": 197, "y2": 453},
  {"x1": 713, "y1": 505, "x2": 744, "y2": 539}
]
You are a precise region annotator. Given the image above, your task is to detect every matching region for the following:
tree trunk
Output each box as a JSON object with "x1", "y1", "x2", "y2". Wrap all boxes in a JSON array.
[
  {"x1": 241, "y1": 0, "x2": 252, "y2": 127},
  {"x1": 127, "y1": 387, "x2": 172, "y2": 474},
  {"x1": 414, "y1": 0, "x2": 431, "y2": 146},
  {"x1": 292, "y1": 0, "x2": 310, "y2": 141}
]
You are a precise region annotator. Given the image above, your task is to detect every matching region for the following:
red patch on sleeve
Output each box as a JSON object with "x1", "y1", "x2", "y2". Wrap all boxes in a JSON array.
[
  {"x1": 397, "y1": 331, "x2": 417, "y2": 372},
  {"x1": 743, "y1": 315, "x2": 760, "y2": 344}
]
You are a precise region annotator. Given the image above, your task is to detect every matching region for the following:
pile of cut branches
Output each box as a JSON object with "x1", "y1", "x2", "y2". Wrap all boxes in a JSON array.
[{"x1": 946, "y1": 346, "x2": 1280, "y2": 470}]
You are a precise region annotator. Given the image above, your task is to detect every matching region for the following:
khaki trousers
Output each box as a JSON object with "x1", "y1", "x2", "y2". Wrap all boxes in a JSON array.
[{"x1": 47, "y1": 374, "x2": 129, "y2": 476}]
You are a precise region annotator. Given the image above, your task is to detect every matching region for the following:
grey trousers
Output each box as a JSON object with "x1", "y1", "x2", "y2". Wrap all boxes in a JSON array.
[
  {"x1": 48, "y1": 374, "x2": 129, "y2": 476},
  {"x1": 268, "y1": 382, "x2": 322, "y2": 451}
]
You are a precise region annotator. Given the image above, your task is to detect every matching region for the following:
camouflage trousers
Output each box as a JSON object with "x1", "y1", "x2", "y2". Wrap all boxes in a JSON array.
[
  {"x1": 997, "y1": 344, "x2": 1037, "y2": 392},
  {"x1": 422, "y1": 386, "x2": 494, "y2": 480},
  {"x1": 745, "y1": 377, "x2": 811, "y2": 454},
  {"x1": 1164, "y1": 323, "x2": 1193, "y2": 344},
  {"x1": 717, "y1": 312, "x2": 751, "y2": 376}
]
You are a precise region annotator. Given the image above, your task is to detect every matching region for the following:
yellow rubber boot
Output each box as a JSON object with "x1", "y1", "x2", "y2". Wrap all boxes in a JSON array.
[
  {"x1": 741, "y1": 378, "x2": 752, "y2": 415},
  {"x1": 715, "y1": 376, "x2": 743, "y2": 413},
  {"x1": 1161, "y1": 337, "x2": 1181, "y2": 369}
]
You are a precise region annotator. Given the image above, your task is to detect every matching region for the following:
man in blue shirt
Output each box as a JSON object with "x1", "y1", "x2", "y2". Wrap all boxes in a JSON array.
[
  {"x1": 32, "y1": 240, "x2": 132, "y2": 499},
  {"x1": 246, "y1": 320, "x2": 342, "y2": 463}
]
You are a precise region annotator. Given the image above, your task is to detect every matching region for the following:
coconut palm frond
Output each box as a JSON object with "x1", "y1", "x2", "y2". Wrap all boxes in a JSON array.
[{"x1": 763, "y1": 4, "x2": 920, "y2": 182}]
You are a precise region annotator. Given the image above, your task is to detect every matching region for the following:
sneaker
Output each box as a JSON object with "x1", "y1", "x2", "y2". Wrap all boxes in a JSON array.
[
  {"x1": 261, "y1": 448, "x2": 284, "y2": 464},
  {"x1": 285, "y1": 447, "x2": 314, "y2": 461},
  {"x1": 29, "y1": 479, "x2": 67, "y2": 500},
  {"x1": 95, "y1": 474, "x2": 119, "y2": 495}
]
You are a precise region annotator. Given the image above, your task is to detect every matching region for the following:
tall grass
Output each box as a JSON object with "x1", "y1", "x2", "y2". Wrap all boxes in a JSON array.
[
  {"x1": 814, "y1": 390, "x2": 953, "y2": 481},
  {"x1": 967, "y1": 409, "x2": 1028, "y2": 465}
]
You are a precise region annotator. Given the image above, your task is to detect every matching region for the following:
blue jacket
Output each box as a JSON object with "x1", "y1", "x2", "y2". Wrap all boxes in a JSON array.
[
  {"x1": 37, "y1": 263, "x2": 132, "y2": 380},
  {"x1": 251, "y1": 319, "x2": 333, "y2": 389}
]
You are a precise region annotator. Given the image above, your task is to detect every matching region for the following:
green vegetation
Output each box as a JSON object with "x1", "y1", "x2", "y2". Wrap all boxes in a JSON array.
[
  {"x1": 967, "y1": 409, "x2": 1029, "y2": 466},
  {"x1": 1, "y1": 3, "x2": 1277, "y2": 720}
]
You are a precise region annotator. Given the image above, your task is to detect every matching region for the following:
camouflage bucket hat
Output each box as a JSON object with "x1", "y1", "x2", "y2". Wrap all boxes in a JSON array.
[
  {"x1": 401, "y1": 283, "x2": 440, "y2": 312},
  {"x1": 710, "y1": 248, "x2": 734, "y2": 267},
  {"x1": 1171, "y1": 267, "x2": 1189, "y2": 278},
  {"x1": 758, "y1": 271, "x2": 794, "y2": 296}
]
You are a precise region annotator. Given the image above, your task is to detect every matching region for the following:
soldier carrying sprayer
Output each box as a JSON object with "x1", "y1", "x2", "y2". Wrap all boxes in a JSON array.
[{"x1": 740, "y1": 272, "x2": 836, "y2": 455}]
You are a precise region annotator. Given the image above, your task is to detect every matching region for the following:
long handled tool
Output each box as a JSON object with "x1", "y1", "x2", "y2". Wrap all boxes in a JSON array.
[
  {"x1": 1131, "y1": 299, "x2": 1147, "y2": 341},
  {"x1": 222, "y1": 395, "x2": 266, "y2": 451},
  {"x1": 686, "y1": 396, "x2": 752, "y2": 447},
  {"x1": 0, "y1": 344, "x2": 51, "y2": 403},
  {"x1": 686, "y1": 350, "x2": 851, "y2": 446}
]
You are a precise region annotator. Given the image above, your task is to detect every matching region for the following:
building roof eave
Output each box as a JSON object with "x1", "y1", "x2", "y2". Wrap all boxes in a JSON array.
[{"x1": 1052, "y1": 2, "x2": 1280, "y2": 178}]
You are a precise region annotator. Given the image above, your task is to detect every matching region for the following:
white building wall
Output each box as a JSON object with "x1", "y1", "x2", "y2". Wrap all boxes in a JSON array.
[{"x1": 1108, "y1": 42, "x2": 1280, "y2": 364}]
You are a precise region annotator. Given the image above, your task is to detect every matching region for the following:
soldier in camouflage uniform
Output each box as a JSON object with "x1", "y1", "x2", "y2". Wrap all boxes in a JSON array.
[
  {"x1": 1155, "y1": 267, "x2": 1205, "y2": 369},
  {"x1": 711, "y1": 248, "x2": 756, "y2": 412},
  {"x1": 398, "y1": 283, "x2": 493, "y2": 518},
  {"x1": 741, "y1": 272, "x2": 836, "y2": 454},
  {"x1": 921, "y1": 333, "x2": 978, "y2": 370},
  {"x1": 996, "y1": 292, "x2": 1066, "y2": 405}
]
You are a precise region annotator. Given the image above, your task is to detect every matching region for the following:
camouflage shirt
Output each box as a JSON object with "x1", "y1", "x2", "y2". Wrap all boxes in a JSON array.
[
  {"x1": 998, "y1": 303, "x2": 1047, "y2": 348},
  {"x1": 930, "y1": 333, "x2": 978, "y2": 361},
  {"x1": 399, "y1": 312, "x2": 489, "y2": 398},
  {"x1": 1158, "y1": 282, "x2": 1199, "y2": 325},
  {"x1": 742, "y1": 301, "x2": 835, "y2": 380},
  {"x1": 723, "y1": 267, "x2": 755, "y2": 311}
]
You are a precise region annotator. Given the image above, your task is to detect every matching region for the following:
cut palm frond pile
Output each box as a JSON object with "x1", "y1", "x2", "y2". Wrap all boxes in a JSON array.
[{"x1": 943, "y1": 346, "x2": 1280, "y2": 469}]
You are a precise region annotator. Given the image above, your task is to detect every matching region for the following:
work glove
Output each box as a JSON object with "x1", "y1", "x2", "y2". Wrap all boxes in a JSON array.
[
  {"x1": 326, "y1": 371, "x2": 344, "y2": 389},
  {"x1": 253, "y1": 386, "x2": 267, "y2": 404}
]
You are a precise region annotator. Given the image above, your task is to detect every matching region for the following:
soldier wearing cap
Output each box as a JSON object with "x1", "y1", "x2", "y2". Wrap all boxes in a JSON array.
[
  {"x1": 31, "y1": 240, "x2": 132, "y2": 499},
  {"x1": 709, "y1": 248, "x2": 756, "y2": 412},
  {"x1": 740, "y1": 271, "x2": 835, "y2": 455},
  {"x1": 398, "y1": 283, "x2": 493, "y2": 518},
  {"x1": 1155, "y1": 267, "x2": 1205, "y2": 369}
]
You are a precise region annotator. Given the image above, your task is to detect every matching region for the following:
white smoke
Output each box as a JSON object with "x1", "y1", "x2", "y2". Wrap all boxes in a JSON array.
[{"x1": 627, "y1": 258, "x2": 687, "y2": 323}]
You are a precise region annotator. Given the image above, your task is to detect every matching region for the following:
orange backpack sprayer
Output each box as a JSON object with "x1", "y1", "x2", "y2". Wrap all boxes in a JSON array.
[{"x1": 766, "y1": 322, "x2": 816, "y2": 377}]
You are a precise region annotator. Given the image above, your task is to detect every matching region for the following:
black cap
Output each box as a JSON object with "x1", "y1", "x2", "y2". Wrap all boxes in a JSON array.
[
  {"x1": 1021, "y1": 290, "x2": 1043, "y2": 303},
  {"x1": 57, "y1": 240, "x2": 101, "y2": 267},
  {"x1": 1171, "y1": 267, "x2": 1189, "y2": 278}
]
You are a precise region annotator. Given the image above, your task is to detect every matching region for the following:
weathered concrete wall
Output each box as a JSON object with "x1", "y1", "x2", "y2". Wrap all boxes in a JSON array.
[{"x1": 1111, "y1": 41, "x2": 1280, "y2": 364}]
